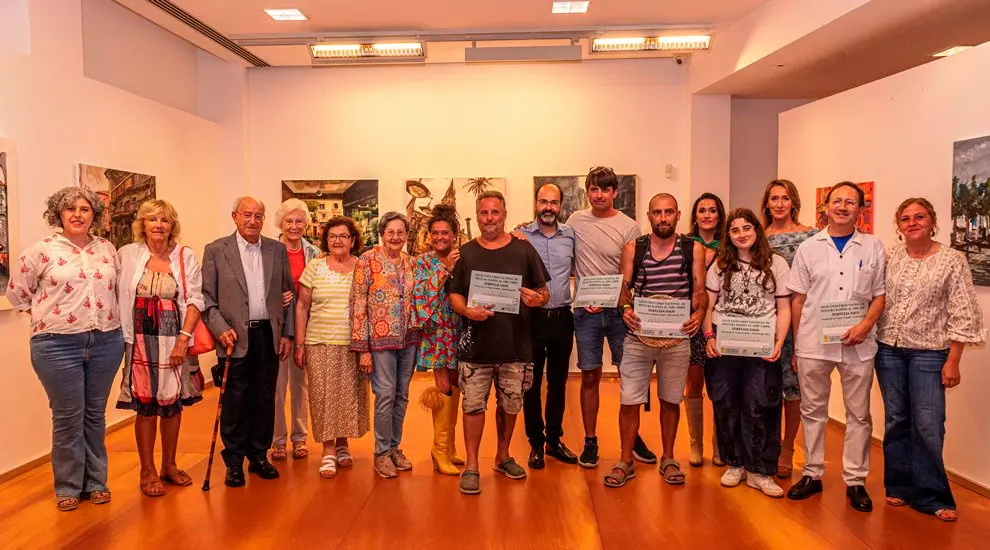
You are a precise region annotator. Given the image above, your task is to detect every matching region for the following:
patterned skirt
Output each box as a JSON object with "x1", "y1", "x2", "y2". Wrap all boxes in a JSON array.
[
  {"x1": 117, "y1": 296, "x2": 204, "y2": 417},
  {"x1": 305, "y1": 344, "x2": 370, "y2": 442}
]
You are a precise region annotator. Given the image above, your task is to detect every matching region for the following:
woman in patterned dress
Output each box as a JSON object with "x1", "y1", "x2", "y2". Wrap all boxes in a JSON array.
[
  {"x1": 761, "y1": 179, "x2": 818, "y2": 477},
  {"x1": 117, "y1": 199, "x2": 205, "y2": 497},
  {"x1": 294, "y1": 217, "x2": 370, "y2": 479},
  {"x1": 7, "y1": 187, "x2": 125, "y2": 511},
  {"x1": 412, "y1": 205, "x2": 465, "y2": 475},
  {"x1": 876, "y1": 198, "x2": 984, "y2": 522}
]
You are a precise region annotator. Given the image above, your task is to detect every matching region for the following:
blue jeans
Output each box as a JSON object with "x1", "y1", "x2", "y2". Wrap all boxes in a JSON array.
[
  {"x1": 370, "y1": 345, "x2": 416, "y2": 456},
  {"x1": 30, "y1": 329, "x2": 124, "y2": 498},
  {"x1": 875, "y1": 343, "x2": 954, "y2": 513},
  {"x1": 573, "y1": 307, "x2": 627, "y2": 370}
]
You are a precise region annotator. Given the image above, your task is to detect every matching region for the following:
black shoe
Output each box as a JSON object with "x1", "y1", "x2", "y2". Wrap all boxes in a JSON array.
[
  {"x1": 247, "y1": 458, "x2": 280, "y2": 480},
  {"x1": 786, "y1": 476, "x2": 823, "y2": 500},
  {"x1": 632, "y1": 434, "x2": 657, "y2": 464},
  {"x1": 224, "y1": 465, "x2": 245, "y2": 487},
  {"x1": 847, "y1": 485, "x2": 873, "y2": 512},
  {"x1": 528, "y1": 447, "x2": 545, "y2": 470},
  {"x1": 578, "y1": 437, "x2": 599, "y2": 468},
  {"x1": 546, "y1": 440, "x2": 579, "y2": 464}
]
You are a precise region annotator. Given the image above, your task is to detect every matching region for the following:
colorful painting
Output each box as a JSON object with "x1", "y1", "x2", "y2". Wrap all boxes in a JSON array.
[
  {"x1": 533, "y1": 175, "x2": 637, "y2": 222},
  {"x1": 814, "y1": 181, "x2": 875, "y2": 234},
  {"x1": 951, "y1": 135, "x2": 990, "y2": 286},
  {"x1": 0, "y1": 148, "x2": 10, "y2": 309},
  {"x1": 77, "y1": 164, "x2": 156, "y2": 249},
  {"x1": 405, "y1": 178, "x2": 507, "y2": 255},
  {"x1": 281, "y1": 180, "x2": 380, "y2": 250}
]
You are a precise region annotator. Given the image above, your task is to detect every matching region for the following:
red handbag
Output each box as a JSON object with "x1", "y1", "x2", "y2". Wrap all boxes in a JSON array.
[{"x1": 178, "y1": 247, "x2": 216, "y2": 356}]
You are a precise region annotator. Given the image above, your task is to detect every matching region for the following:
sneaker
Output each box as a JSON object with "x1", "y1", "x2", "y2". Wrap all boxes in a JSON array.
[
  {"x1": 720, "y1": 466, "x2": 746, "y2": 487},
  {"x1": 632, "y1": 434, "x2": 657, "y2": 464},
  {"x1": 391, "y1": 449, "x2": 413, "y2": 472},
  {"x1": 492, "y1": 457, "x2": 527, "y2": 480},
  {"x1": 578, "y1": 437, "x2": 599, "y2": 468},
  {"x1": 747, "y1": 473, "x2": 785, "y2": 498},
  {"x1": 374, "y1": 454, "x2": 398, "y2": 479}
]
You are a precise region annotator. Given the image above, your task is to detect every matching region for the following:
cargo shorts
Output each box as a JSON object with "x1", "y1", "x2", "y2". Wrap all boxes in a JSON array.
[{"x1": 459, "y1": 361, "x2": 534, "y2": 415}]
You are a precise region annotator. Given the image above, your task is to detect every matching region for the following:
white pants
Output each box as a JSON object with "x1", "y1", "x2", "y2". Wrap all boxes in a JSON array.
[
  {"x1": 797, "y1": 348, "x2": 873, "y2": 486},
  {"x1": 273, "y1": 354, "x2": 309, "y2": 445}
]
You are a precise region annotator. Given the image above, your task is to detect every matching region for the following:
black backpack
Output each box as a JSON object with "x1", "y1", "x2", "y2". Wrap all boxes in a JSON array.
[{"x1": 630, "y1": 234, "x2": 694, "y2": 297}]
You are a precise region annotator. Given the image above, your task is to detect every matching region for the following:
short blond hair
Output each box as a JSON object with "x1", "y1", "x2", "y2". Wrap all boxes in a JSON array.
[
  {"x1": 132, "y1": 199, "x2": 181, "y2": 248},
  {"x1": 275, "y1": 198, "x2": 312, "y2": 229}
]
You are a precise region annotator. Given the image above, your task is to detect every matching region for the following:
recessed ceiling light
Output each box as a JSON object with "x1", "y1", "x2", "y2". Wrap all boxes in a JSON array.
[
  {"x1": 265, "y1": 9, "x2": 307, "y2": 21},
  {"x1": 552, "y1": 1, "x2": 590, "y2": 14},
  {"x1": 932, "y1": 46, "x2": 971, "y2": 57}
]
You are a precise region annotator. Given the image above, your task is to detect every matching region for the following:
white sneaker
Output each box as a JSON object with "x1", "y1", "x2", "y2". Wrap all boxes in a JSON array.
[
  {"x1": 747, "y1": 473, "x2": 785, "y2": 498},
  {"x1": 720, "y1": 467, "x2": 746, "y2": 487}
]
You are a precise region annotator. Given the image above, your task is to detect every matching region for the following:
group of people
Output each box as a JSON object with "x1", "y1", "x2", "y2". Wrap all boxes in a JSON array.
[{"x1": 9, "y1": 169, "x2": 982, "y2": 524}]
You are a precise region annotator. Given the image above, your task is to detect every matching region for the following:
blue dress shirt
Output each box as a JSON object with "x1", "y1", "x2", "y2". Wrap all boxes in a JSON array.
[{"x1": 522, "y1": 221, "x2": 575, "y2": 309}]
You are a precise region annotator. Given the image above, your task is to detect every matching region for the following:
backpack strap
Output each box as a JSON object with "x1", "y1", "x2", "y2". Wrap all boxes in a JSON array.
[
  {"x1": 679, "y1": 236, "x2": 695, "y2": 298},
  {"x1": 630, "y1": 234, "x2": 651, "y2": 294}
]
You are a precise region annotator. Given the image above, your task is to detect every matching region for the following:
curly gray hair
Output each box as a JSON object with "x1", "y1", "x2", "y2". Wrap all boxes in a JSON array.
[
  {"x1": 377, "y1": 211, "x2": 408, "y2": 235},
  {"x1": 43, "y1": 186, "x2": 107, "y2": 229}
]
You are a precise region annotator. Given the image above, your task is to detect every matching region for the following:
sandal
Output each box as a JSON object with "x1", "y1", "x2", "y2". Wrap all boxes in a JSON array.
[
  {"x1": 319, "y1": 455, "x2": 338, "y2": 479},
  {"x1": 292, "y1": 442, "x2": 309, "y2": 460},
  {"x1": 160, "y1": 470, "x2": 193, "y2": 487},
  {"x1": 603, "y1": 462, "x2": 636, "y2": 488},
  {"x1": 660, "y1": 458, "x2": 686, "y2": 485},
  {"x1": 85, "y1": 490, "x2": 112, "y2": 505},
  {"x1": 271, "y1": 444, "x2": 288, "y2": 461},
  {"x1": 56, "y1": 496, "x2": 80, "y2": 512},
  {"x1": 934, "y1": 509, "x2": 958, "y2": 522},
  {"x1": 140, "y1": 479, "x2": 165, "y2": 497},
  {"x1": 336, "y1": 446, "x2": 354, "y2": 468},
  {"x1": 886, "y1": 496, "x2": 909, "y2": 507}
]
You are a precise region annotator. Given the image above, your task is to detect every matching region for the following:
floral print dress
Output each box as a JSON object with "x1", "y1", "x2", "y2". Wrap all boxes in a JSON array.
[{"x1": 410, "y1": 251, "x2": 460, "y2": 371}]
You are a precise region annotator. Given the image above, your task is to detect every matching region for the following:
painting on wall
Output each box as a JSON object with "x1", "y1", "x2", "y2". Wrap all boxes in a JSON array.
[
  {"x1": 405, "y1": 177, "x2": 507, "y2": 255},
  {"x1": 282, "y1": 180, "x2": 379, "y2": 250},
  {"x1": 77, "y1": 164, "x2": 156, "y2": 249},
  {"x1": 0, "y1": 145, "x2": 11, "y2": 310},
  {"x1": 533, "y1": 175, "x2": 637, "y2": 222},
  {"x1": 951, "y1": 134, "x2": 990, "y2": 286},
  {"x1": 814, "y1": 181, "x2": 875, "y2": 234}
]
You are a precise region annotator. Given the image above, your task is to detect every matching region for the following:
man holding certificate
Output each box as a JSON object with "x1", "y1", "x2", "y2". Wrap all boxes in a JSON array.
[
  {"x1": 785, "y1": 182, "x2": 886, "y2": 513},
  {"x1": 603, "y1": 193, "x2": 707, "y2": 488},
  {"x1": 701, "y1": 208, "x2": 792, "y2": 498},
  {"x1": 448, "y1": 191, "x2": 550, "y2": 495}
]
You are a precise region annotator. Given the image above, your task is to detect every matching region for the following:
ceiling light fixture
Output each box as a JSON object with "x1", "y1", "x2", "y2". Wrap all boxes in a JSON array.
[
  {"x1": 264, "y1": 9, "x2": 307, "y2": 21},
  {"x1": 932, "y1": 46, "x2": 971, "y2": 57},
  {"x1": 591, "y1": 35, "x2": 711, "y2": 53},
  {"x1": 310, "y1": 42, "x2": 425, "y2": 59},
  {"x1": 552, "y1": 1, "x2": 590, "y2": 14}
]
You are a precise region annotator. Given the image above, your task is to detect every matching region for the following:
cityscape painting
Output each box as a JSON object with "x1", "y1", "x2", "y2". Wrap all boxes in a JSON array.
[
  {"x1": 405, "y1": 177, "x2": 507, "y2": 255},
  {"x1": 281, "y1": 180, "x2": 379, "y2": 250},
  {"x1": 533, "y1": 174, "x2": 637, "y2": 222},
  {"x1": 77, "y1": 164, "x2": 157, "y2": 249},
  {"x1": 951, "y1": 134, "x2": 990, "y2": 286}
]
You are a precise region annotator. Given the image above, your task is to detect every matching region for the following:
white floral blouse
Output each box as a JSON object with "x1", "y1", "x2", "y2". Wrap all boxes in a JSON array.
[
  {"x1": 877, "y1": 243, "x2": 985, "y2": 350},
  {"x1": 6, "y1": 233, "x2": 122, "y2": 335}
]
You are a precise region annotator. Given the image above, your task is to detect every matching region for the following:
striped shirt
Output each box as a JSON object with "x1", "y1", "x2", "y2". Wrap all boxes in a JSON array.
[
  {"x1": 634, "y1": 238, "x2": 691, "y2": 299},
  {"x1": 298, "y1": 258, "x2": 353, "y2": 345}
]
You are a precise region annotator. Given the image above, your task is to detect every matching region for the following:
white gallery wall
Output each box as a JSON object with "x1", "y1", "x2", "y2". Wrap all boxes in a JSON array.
[
  {"x1": 0, "y1": 0, "x2": 242, "y2": 474},
  {"x1": 779, "y1": 41, "x2": 990, "y2": 489}
]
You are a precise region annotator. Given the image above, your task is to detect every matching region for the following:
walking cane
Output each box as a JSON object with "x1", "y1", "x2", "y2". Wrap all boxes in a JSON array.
[{"x1": 202, "y1": 344, "x2": 234, "y2": 491}]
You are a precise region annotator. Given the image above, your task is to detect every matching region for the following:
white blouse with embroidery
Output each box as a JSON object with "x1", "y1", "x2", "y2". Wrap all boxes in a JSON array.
[
  {"x1": 877, "y1": 244, "x2": 985, "y2": 350},
  {"x1": 6, "y1": 233, "x2": 122, "y2": 335}
]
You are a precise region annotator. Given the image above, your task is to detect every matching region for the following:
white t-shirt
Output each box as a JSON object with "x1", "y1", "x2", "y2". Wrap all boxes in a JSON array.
[
  {"x1": 567, "y1": 209, "x2": 640, "y2": 280},
  {"x1": 706, "y1": 254, "x2": 791, "y2": 324}
]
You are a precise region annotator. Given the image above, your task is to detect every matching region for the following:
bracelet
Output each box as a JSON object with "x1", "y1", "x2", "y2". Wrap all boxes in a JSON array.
[
  {"x1": 621, "y1": 304, "x2": 632, "y2": 311},
  {"x1": 179, "y1": 330, "x2": 193, "y2": 339},
  {"x1": 703, "y1": 331, "x2": 715, "y2": 340}
]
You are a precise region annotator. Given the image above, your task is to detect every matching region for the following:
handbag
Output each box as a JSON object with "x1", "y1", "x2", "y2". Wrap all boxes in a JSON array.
[{"x1": 178, "y1": 247, "x2": 217, "y2": 356}]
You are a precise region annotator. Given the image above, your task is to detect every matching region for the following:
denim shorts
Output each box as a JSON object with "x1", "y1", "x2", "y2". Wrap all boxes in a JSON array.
[{"x1": 573, "y1": 307, "x2": 627, "y2": 370}]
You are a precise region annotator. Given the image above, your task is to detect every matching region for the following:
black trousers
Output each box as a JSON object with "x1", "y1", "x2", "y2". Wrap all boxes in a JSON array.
[
  {"x1": 706, "y1": 351, "x2": 783, "y2": 475},
  {"x1": 524, "y1": 307, "x2": 574, "y2": 448},
  {"x1": 220, "y1": 322, "x2": 280, "y2": 467}
]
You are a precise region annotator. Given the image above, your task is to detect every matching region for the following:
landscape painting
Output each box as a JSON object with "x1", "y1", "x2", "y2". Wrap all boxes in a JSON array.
[
  {"x1": 77, "y1": 164, "x2": 156, "y2": 249},
  {"x1": 282, "y1": 180, "x2": 380, "y2": 250},
  {"x1": 533, "y1": 174, "x2": 637, "y2": 222},
  {"x1": 814, "y1": 181, "x2": 875, "y2": 234},
  {"x1": 405, "y1": 177, "x2": 507, "y2": 255},
  {"x1": 951, "y1": 134, "x2": 990, "y2": 286}
]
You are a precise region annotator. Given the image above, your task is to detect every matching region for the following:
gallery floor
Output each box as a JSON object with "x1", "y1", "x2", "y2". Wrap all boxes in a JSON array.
[{"x1": 1, "y1": 373, "x2": 988, "y2": 549}]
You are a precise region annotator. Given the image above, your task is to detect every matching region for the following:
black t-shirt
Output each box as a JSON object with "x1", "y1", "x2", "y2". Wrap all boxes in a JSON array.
[{"x1": 447, "y1": 237, "x2": 550, "y2": 364}]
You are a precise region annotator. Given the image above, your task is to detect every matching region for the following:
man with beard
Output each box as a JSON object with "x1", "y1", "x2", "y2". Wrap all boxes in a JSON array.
[
  {"x1": 604, "y1": 193, "x2": 707, "y2": 488},
  {"x1": 518, "y1": 183, "x2": 578, "y2": 469},
  {"x1": 448, "y1": 190, "x2": 550, "y2": 495}
]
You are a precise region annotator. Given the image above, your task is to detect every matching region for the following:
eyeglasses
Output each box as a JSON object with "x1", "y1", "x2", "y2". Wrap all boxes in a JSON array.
[
  {"x1": 326, "y1": 234, "x2": 352, "y2": 242},
  {"x1": 383, "y1": 230, "x2": 407, "y2": 238},
  {"x1": 829, "y1": 199, "x2": 858, "y2": 208},
  {"x1": 237, "y1": 211, "x2": 265, "y2": 221}
]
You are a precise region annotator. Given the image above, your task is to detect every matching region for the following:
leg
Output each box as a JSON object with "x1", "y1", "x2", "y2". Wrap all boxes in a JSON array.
[
  {"x1": 618, "y1": 405, "x2": 640, "y2": 465},
  {"x1": 708, "y1": 354, "x2": 742, "y2": 467},
  {"x1": 906, "y1": 348, "x2": 955, "y2": 513},
  {"x1": 446, "y1": 370, "x2": 465, "y2": 464},
  {"x1": 655, "y1": 341, "x2": 691, "y2": 463},
  {"x1": 272, "y1": 356, "x2": 291, "y2": 448},
  {"x1": 685, "y1": 334, "x2": 706, "y2": 465},
  {"x1": 134, "y1": 415, "x2": 159, "y2": 482},
  {"x1": 543, "y1": 311, "x2": 574, "y2": 446},
  {"x1": 370, "y1": 350, "x2": 399, "y2": 456},
  {"x1": 797, "y1": 358, "x2": 834, "y2": 480},
  {"x1": 459, "y1": 362, "x2": 495, "y2": 472},
  {"x1": 219, "y1": 352, "x2": 253, "y2": 467},
  {"x1": 836, "y1": 351, "x2": 874, "y2": 487},
  {"x1": 524, "y1": 318, "x2": 548, "y2": 449},
  {"x1": 573, "y1": 308, "x2": 605, "y2": 438},
  {"x1": 617, "y1": 337, "x2": 652, "y2": 465},
  {"x1": 159, "y1": 413, "x2": 182, "y2": 477},
  {"x1": 493, "y1": 362, "x2": 532, "y2": 463},
  {"x1": 739, "y1": 357, "x2": 783, "y2": 476},
  {"x1": 389, "y1": 344, "x2": 417, "y2": 451},
  {"x1": 779, "y1": 330, "x2": 802, "y2": 475},
  {"x1": 875, "y1": 343, "x2": 913, "y2": 503},
  {"x1": 580, "y1": 369, "x2": 602, "y2": 437},
  {"x1": 247, "y1": 330, "x2": 280, "y2": 463},
  {"x1": 81, "y1": 329, "x2": 124, "y2": 493},
  {"x1": 287, "y1": 353, "x2": 310, "y2": 445}
]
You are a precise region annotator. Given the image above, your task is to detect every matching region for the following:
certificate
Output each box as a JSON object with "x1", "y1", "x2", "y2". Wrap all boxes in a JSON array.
[
  {"x1": 818, "y1": 301, "x2": 867, "y2": 344},
  {"x1": 573, "y1": 275, "x2": 623, "y2": 308},
  {"x1": 716, "y1": 315, "x2": 775, "y2": 357},
  {"x1": 468, "y1": 270, "x2": 522, "y2": 314},
  {"x1": 634, "y1": 297, "x2": 690, "y2": 339}
]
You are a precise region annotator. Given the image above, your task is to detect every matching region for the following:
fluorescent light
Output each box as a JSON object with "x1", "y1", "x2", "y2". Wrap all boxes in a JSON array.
[
  {"x1": 591, "y1": 35, "x2": 711, "y2": 53},
  {"x1": 311, "y1": 43, "x2": 424, "y2": 59},
  {"x1": 552, "y1": 1, "x2": 589, "y2": 14},
  {"x1": 933, "y1": 46, "x2": 971, "y2": 57},
  {"x1": 591, "y1": 37, "x2": 647, "y2": 52},
  {"x1": 656, "y1": 35, "x2": 711, "y2": 51},
  {"x1": 264, "y1": 9, "x2": 307, "y2": 21}
]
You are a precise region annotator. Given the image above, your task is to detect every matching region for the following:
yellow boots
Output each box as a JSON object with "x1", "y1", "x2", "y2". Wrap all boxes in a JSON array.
[{"x1": 420, "y1": 385, "x2": 463, "y2": 475}]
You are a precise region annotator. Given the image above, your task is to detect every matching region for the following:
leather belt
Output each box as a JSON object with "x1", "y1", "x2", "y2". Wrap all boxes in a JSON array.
[{"x1": 248, "y1": 320, "x2": 271, "y2": 329}]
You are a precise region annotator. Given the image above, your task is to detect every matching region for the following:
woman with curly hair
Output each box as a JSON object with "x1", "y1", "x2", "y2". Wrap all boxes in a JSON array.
[{"x1": 6, "y1": 187, "x2": 125, "y2": 511}]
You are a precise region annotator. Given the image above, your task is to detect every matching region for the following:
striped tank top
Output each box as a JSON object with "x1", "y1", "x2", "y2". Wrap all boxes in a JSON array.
[{"x1": 634, "y1": 238, "x2": 691, "y2": 299}]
